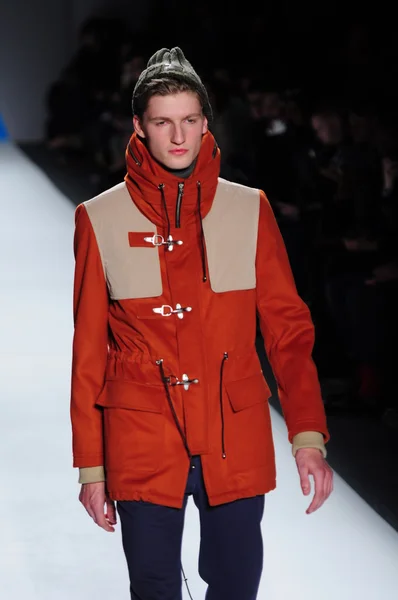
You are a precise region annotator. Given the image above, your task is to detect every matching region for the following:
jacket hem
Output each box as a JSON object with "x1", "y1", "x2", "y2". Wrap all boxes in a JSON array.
[
  {"x1": 207, "y1": 480, "x2": 277, "y2": 506},
  {"x1": 107, "y1": 488, "x2": 186, "y2": 509},
  {"x1": 107, "y1": 480, "x2": 277, "y2": 508}
]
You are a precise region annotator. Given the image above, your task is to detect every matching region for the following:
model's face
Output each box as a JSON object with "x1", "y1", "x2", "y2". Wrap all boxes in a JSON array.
[{"x1": 133, "y1": 91, "x2": 208, "y2": 169}]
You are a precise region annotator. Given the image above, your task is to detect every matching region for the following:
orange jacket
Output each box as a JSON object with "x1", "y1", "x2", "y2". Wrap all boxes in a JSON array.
[{"x1": 70, "y1": 131, "x2": 330, "y2": 507}]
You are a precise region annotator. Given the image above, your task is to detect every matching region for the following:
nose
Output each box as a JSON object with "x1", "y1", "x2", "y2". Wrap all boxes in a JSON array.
[{"x1": 171, "y1": 124, "x2": 185, "y2": 145}]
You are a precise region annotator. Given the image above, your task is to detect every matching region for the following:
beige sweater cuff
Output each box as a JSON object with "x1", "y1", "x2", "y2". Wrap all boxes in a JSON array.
[
  {"x1": 78, "y1": 466, "x2": 106, "y2": 484},
  {"x1": 292, "y1": 431, "x2": 327, "y2": 458}
]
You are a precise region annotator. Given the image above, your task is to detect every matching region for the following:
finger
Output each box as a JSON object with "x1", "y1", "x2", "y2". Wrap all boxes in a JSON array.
[
  {"x1": 80, "y1": 493, "x2": 97, "y2": 521},
  {"x1": 106, "y1": 499, "x2": 117, "y2": 525},
  {"x1": 81, "y1": 495, "x2": 104, "y2": 527},
  {"x1": 323, "y1": 469, "x2": 331, "y2": 502},
  {"x1": 94, "y1": 506, "x2": 115, "y2": 532},
  {"x1": 306, "y1": 470, "x2": 325, "y2": 514},
  {"x1": 297, "y1": 463, "x2": 311, "y2": 496},
  {"x1": 83, "y1": 502, "x2": 97, "y2": 523},
  {"x1": 318, "y1": 467, "x2": 331, "y2": 506},
  {"x1": 326, "y1": 469, "x2": 334, "y2": 498}
]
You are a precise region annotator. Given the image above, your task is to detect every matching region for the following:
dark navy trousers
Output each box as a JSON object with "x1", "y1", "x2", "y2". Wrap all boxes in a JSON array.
[{"x1": 117, "y1": 456, "x2": 265, "y2": 600}]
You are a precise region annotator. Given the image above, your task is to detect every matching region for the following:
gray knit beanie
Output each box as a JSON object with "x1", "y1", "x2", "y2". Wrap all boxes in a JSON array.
[{"x1": 132, "y1": 47, "x2": 212, "y2": 121}]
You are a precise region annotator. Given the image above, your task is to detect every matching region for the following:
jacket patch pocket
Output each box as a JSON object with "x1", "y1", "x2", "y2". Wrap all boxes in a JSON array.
[
  {"x1": 96, "y1": 380, "x2": 165, "y2": 473},
  {"x1": 128, "y1": 231, "x2": 155, "y2": 247},
  {"x1": 223, "y1": 373, "x2": 274, "y2": 471},
  {"x1": 225, "y1": 372, "x2": 272, "y2": 412}
]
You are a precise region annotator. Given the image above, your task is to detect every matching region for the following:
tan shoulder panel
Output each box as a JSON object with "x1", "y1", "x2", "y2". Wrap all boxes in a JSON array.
[
  {"x1": 203, "y1": 178, "x2": 260, "y2": 293},
  {"x1": 84, "y1": 183, "x2": 162, "y2": 300}
]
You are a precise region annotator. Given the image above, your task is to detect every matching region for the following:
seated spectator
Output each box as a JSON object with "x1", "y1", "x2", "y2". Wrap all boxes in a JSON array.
[
  {"x1": 245, "y1": 81, "x2": 314, "y2": 297},
  {"x1": 205, "y1": 70, "x2": 253, "y2": 184},
  {"x1": 96, "y1": 51, "x2": 146, "y2": 188},
  {"x1": 320, "y1": 120, "x2": 398, "y2": 419},
  {"x1": 45, "y1": 66, "x2": 89, "y2": 154},
  {"x1": 45, "y1": 16, "x2": 128, "y2": 170}
]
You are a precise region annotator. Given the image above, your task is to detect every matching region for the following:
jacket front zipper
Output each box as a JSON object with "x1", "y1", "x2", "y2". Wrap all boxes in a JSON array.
[{"x1": 175, "y1": 182, "x2": 184, "y2": 228}]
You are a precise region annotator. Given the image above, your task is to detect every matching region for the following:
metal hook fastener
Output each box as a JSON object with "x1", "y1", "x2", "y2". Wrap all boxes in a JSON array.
[
  {"x1": 152, "y1": 304, "x2": 192, "y2": 318},
  {"x1": 153, "y1": 305, "x2": 173, "y2": 317},
  {"x1": 144, "y1": 234, "x2": 165, "y2": 247},
  {"x1": 144, "y1": 234, "x2": 183, "y2": 251}
]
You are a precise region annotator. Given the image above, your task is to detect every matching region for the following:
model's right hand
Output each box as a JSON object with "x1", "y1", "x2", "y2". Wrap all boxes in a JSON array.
[{"x1": 79, "y1": 482, "x2": 117, "y2": 532}]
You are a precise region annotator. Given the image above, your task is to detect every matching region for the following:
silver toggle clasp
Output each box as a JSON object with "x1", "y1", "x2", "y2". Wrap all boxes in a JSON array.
[
  {"x1": 176, "y1": 374, "x2": 199, "y2": 391},
  {"x1": 152, "y1": 303, "x2": 192, "y2": 319},
  {"x1": 163, "y1": 373, "x2": 199, "y2": 390},
  {"x1": 165, "y1": 235, "x2": 183, "y2": 252},
  {"x1": 174, "y1": 303, "x2": 192, "y2": 319}
]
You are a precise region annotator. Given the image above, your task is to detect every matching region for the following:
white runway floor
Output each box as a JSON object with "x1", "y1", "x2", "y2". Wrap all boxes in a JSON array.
[{"x1": 1, "y1": 141, "x2": 398, "y2": 599}]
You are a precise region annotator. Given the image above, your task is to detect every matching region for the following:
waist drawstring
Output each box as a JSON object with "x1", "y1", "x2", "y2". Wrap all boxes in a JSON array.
[
  {"x1": 156, "y1": 359, "x2": 192, "y2": 460},
  {"x1": 157, "y1": 352, "x2": 229, "y2": 461},
  {"x1": 219, "y1": 352, "x2": 229, "y2": 459},
  {"x1": 197, "y1": 181, "x2": 207, "y2": 283}
]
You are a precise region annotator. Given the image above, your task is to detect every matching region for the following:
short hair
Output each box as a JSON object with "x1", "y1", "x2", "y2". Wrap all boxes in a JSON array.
[{"x1": 133, "y1": 75, "x2": 209, "y2": 121}]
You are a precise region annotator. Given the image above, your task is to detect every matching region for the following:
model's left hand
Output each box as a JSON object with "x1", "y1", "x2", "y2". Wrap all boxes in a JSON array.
[{"x1": 295, "y1": 448, "x2": 334, "y2": 514}]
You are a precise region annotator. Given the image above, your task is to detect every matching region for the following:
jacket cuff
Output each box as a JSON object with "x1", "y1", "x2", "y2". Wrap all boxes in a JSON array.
[
  {"x1": 78, "y1": 466, "x2": 106, "y2": 484},
  {"x1": 292, "y1": 431, "x2": 327, "y2": 458}
]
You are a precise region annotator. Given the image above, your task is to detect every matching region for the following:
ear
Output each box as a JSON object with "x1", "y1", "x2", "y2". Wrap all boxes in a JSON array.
[
  {"x1": 202, "y1": 116, "x2": 208, "y2": 135},
  {"x1": 133, "y1": 115, "x2": 145, "y2": 138}
]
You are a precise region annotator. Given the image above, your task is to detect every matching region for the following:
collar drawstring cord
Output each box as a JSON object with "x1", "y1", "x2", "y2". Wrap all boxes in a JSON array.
[
  {"x1": 197, "y1": 181, "x2": 207, "y2": 283},
  {"x1": 158, "y1": 183, "x2": 171, "y2": 242}
]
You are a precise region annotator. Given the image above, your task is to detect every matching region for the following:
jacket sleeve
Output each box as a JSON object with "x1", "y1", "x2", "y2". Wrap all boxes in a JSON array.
[
  {"x1": 255, "y1": 191, "x2": 330, "y2": 449},
  {"x1": 70, "y1": 203, "x2": 109, "y2": 469}
]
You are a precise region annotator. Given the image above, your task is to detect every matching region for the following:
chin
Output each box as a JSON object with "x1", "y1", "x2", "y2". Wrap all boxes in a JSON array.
[{"x1": 165, "y1": 154, "x2": 192, "y2": 169}]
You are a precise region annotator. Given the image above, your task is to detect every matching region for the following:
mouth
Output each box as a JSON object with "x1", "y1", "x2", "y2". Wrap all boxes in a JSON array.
[{"x1": 169, "y1": 149, "x2": 189, "y2": 156}]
